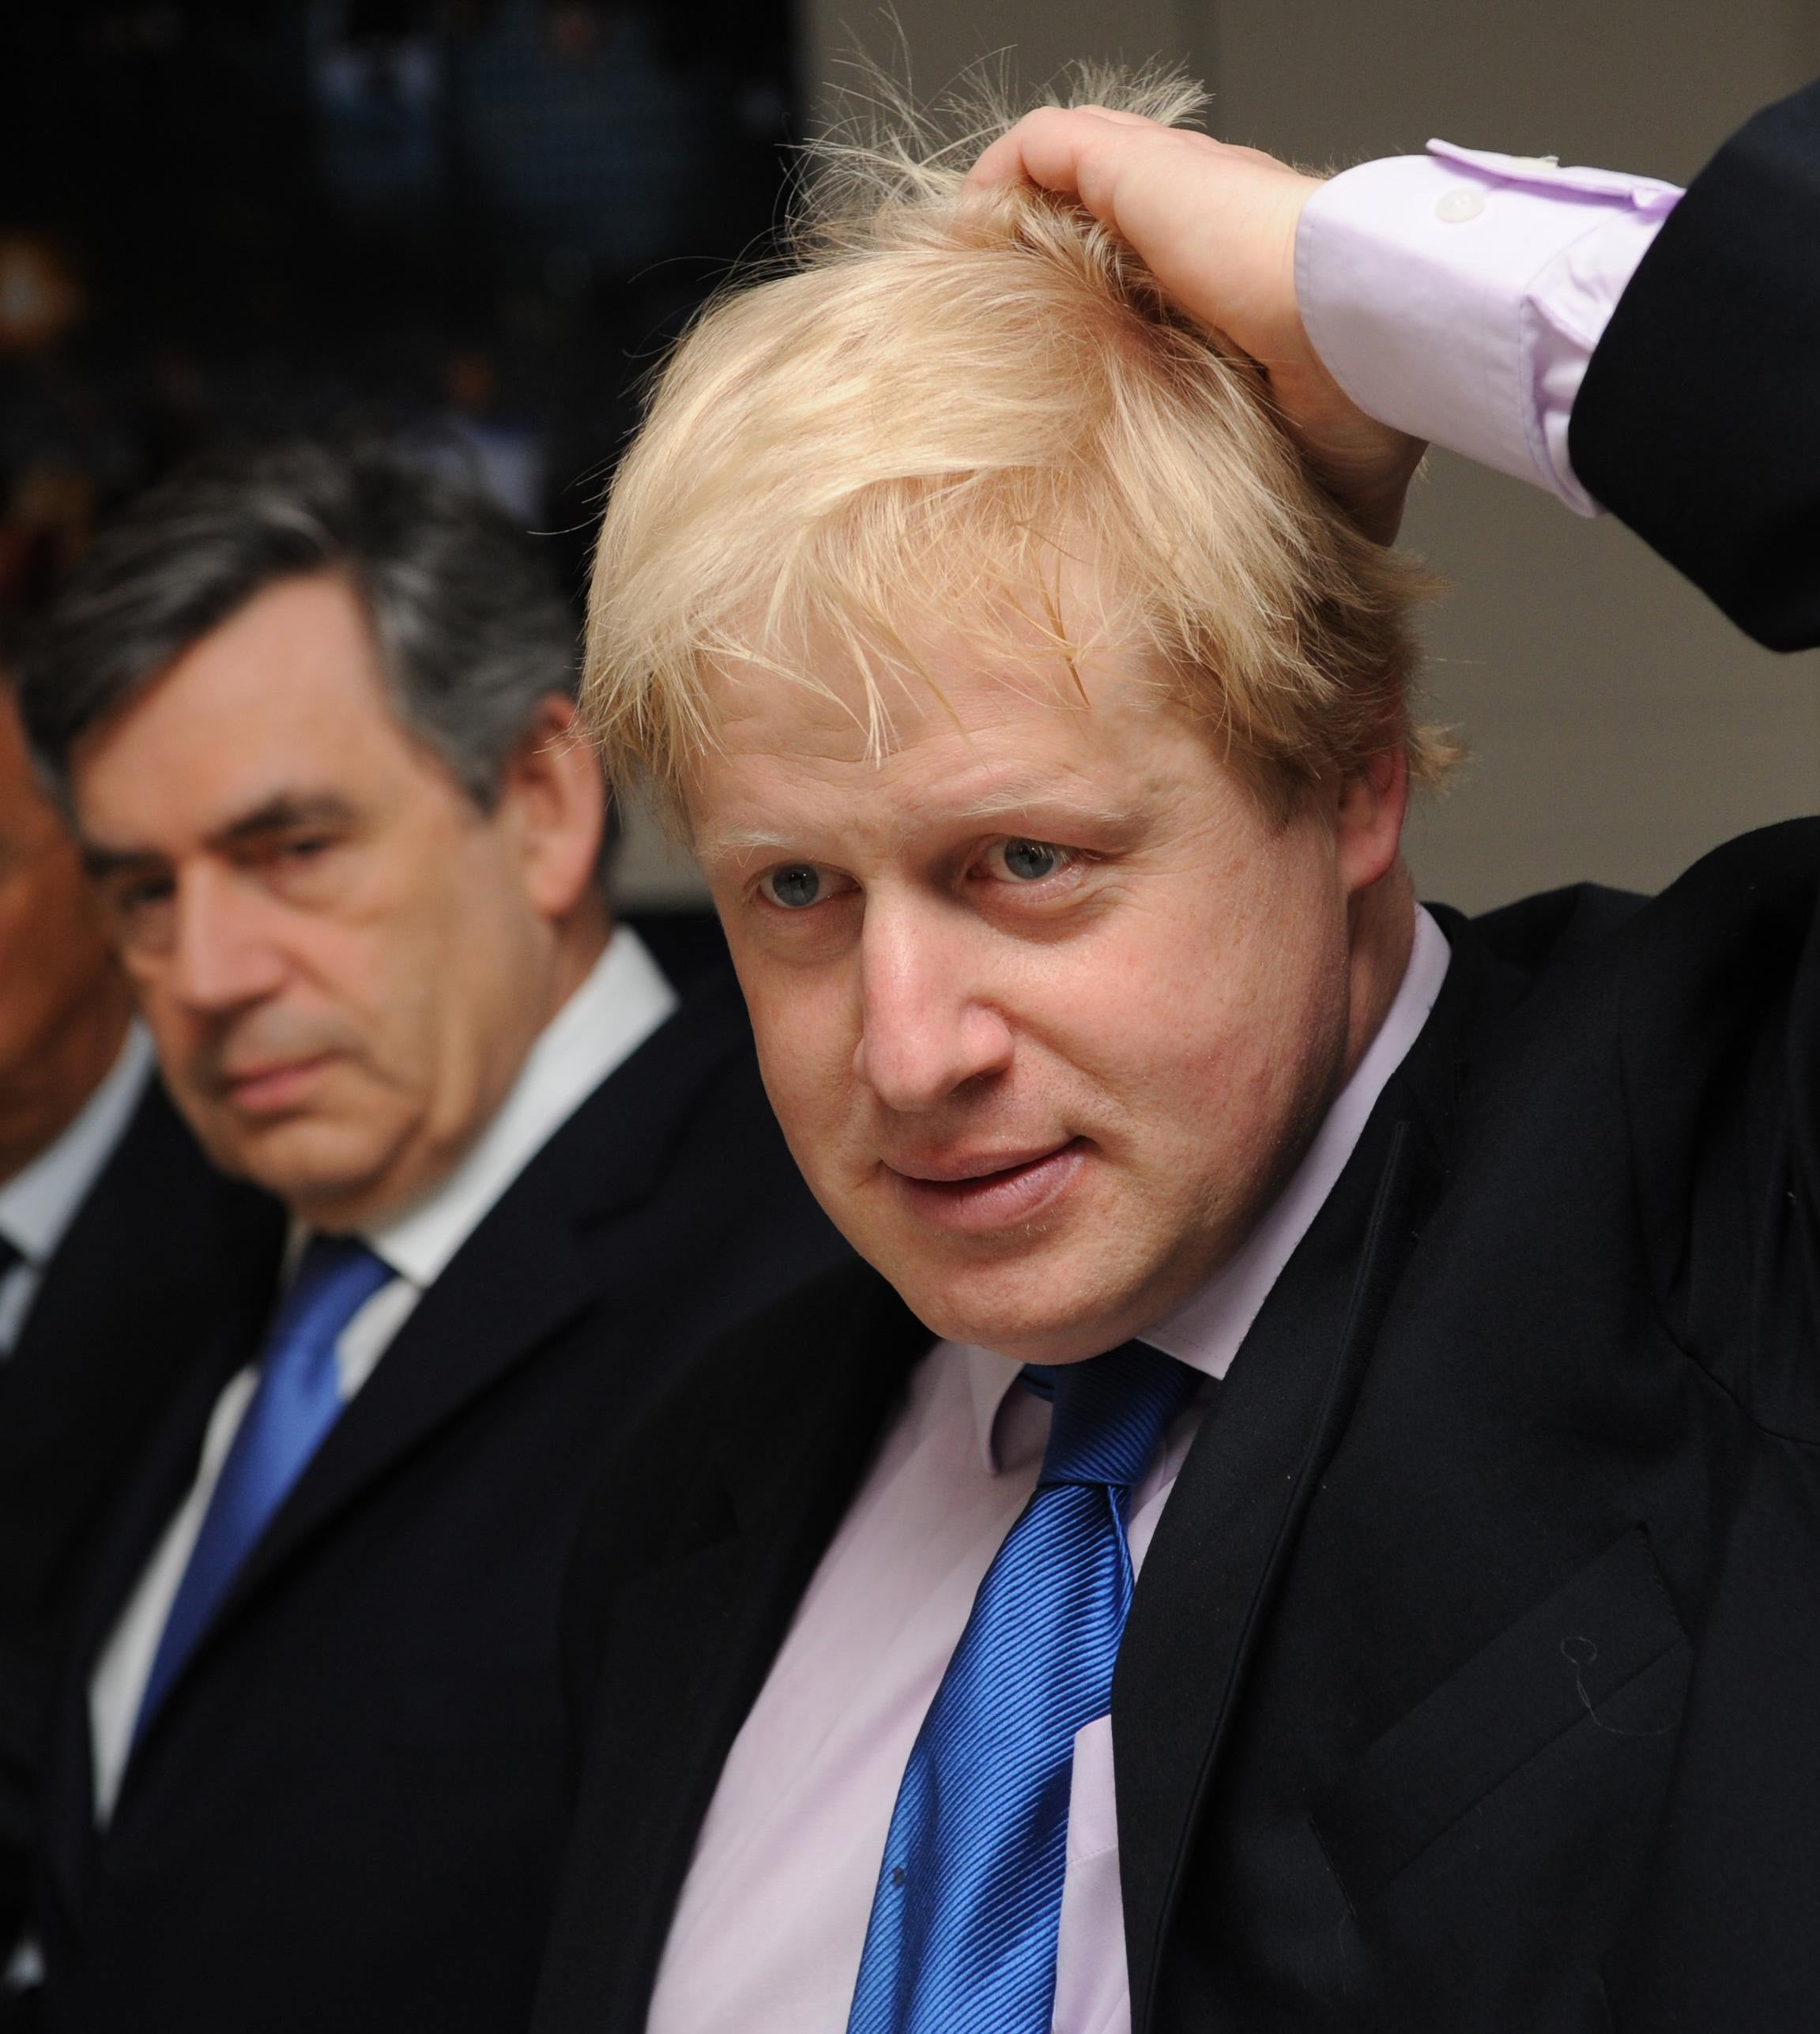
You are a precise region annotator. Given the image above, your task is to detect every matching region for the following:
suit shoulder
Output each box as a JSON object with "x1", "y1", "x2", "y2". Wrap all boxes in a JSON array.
[
  {"x1": 1618, "y1": 819, "x2": 1820, "y2": 1002},
  {"x1": 565, "y1": 965, "x2": 853, "y2": 1313},
  {"x1": 619, "y1": 1257, "x2": 902, "y2": 1467},
  {"x1": 1453, "y1": 822, "x2": 1820, "y2": 1426},
  {"x1": 1464, "y1": 820, "x2": 1820, "y2": 1009},
  {"x1": 1469, "y1": 883, "x2": 1649, "y2": 975},
  {"x1": 515, "y1": 964, "x2": 771, "y2": 1223},
  {"x1": 557, "y1": 1257, "x2": 910, "y2": 1712},
  {"x1": 67, "y1": 1076, "x2": 284, "y2": 1283},
  {"x1": 569, "y1": 1258, "x2": 903, "y2": 1558},
  {"x1": 1569, "y1": 80, "x2": 1820, "y2": 649}
]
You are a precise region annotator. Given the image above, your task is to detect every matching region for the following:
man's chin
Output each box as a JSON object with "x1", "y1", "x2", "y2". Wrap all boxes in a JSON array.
[
  {"x1": 197, "y1": 1111, "x2": 398, "y2": 1223},
  {"x1": 874, "y1": 1241, "x2": 1143, "y2": 1366}
]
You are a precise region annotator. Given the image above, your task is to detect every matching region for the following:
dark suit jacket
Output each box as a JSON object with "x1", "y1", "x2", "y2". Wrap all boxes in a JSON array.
[
  {"x1": 1570, "y1": 77, "x2": 1820, "y2": 651},
  {"x1": 0, "y1": 1079, "x2": 282, "y2": 1947},
  {"x1": 534, "y1": 83, "x2": 1820, "y2": 2034},
  {"x1": 35, "y1": 953, "x2": 850, "y2": 2034}
]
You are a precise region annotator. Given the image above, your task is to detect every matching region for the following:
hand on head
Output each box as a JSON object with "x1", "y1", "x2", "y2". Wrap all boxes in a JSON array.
[{"x1": 965, "y1": 107, "x2": 1425, "y2": 543}]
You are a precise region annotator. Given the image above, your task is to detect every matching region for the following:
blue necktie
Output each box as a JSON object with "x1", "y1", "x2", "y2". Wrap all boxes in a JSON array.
[
  {"x1": 133, "y1": 1234, "x2": 392, "y2": 1741},
  {"x1": 846, "y1": 1340, "x2": 1197, "y2": 2034}
]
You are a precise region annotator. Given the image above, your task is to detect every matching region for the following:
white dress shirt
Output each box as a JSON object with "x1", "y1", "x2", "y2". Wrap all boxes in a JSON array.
[
  {"x1": 0, "y1": 1024, "x2": 154, "y2": 1358},
  {"x1": 646, "y1": 908, "x2": 1450, "y2": 2034},
  {"x1": 648, "y1": 130, "x2": 1688, "y2": 2034},
  {"x1": 86, "y1": 925, "x2": 678, "y2": 1822}
]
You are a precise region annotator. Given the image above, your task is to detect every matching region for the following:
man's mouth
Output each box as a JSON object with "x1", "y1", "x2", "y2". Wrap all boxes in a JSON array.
[
  {"x1": 884, "y1": 1138, "x2": 1089, "y2": 1234},
  {"x1": 218, "y1": 1053, "x2": 335, "y2": 1117}
]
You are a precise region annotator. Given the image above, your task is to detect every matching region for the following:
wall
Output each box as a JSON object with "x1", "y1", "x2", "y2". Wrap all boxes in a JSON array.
[
  {"x1": 1208, "y1": 2, "x2": 1818, "y2": 909},
  {"x1": 616, "y1": 0, "x2": 1817, "y2": 911}
]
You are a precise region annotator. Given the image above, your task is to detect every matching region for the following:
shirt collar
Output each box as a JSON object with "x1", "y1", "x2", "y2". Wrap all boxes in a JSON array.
[
  {"x1": 0, "y1": 1023, "x2": 153, "y2": 1266},
  {"x1": 349, "y1": 925, "x2": 678, "y2": 1290},
  {"x1": 962, "y1": 1343, "x2": 1027, "y2": 1470},
  {"x1": 1145, "y1": 904, "x2": 1449, "y2": 1379},
  {"x1": 957, "y1": 906, "x2": 1450, "y2": 1471}
]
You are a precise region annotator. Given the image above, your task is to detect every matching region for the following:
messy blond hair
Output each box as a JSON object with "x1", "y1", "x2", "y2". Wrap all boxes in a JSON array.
[{"x1": 585, "y1": 65, "x2": 1451, "y2": 823}]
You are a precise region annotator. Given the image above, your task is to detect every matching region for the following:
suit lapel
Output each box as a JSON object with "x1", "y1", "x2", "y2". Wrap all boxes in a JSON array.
[
  {"x1": 534, "y1": 1266, "x2": 931, "y2": 2034},
  {"x1": 209, "y1": 1187, "x2": 597, "y2": 1622},
  {"x1": 0, "y1": 1083, "x2": 180, "y2": 1478},
  {"x1": 2, "y1": 1083, "x2": 281, "y2": 1901},
  {"x1": 0, "y1": 1084, "x2": 281, "y2": 1597},
  {"x1": 44, "y1": 1303, "x2": 261, "y2": 1919},
  {"x1": 43, "y1": 1090, "x2": 281, "y2": 1797},
  {"x1": 115, "y1": 982, "x2": 753, "y2": 1784},
  {"x1": 1116, "y1": 917, "x2": 1521, "y2": 2034}
]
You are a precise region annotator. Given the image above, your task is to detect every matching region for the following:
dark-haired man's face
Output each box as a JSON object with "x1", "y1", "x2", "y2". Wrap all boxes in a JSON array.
[{"x1": 71, "y1": 572, "x2": 604, "y2": 1229}]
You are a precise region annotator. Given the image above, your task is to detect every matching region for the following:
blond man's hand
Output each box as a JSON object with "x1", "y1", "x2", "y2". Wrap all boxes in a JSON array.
[{"x1": 967, "y1": 107, "x2": 1423, "y2": 543}]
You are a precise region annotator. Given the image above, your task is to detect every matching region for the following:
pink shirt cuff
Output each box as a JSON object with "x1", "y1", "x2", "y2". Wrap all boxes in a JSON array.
[{"x1": 1296, "y1": 141, "x2": 1682, "y2": 514}]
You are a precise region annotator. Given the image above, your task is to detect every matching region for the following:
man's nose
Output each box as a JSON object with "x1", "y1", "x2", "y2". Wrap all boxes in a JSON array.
[
  {"x1": 164, "y1": 865, "x2": 288, "y2": 1013},
  {"x1": 851, "y1": 902, "x2": 1014, "y2": 1113}
]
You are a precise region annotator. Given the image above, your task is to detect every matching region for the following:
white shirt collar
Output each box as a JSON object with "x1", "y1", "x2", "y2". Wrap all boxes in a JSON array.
[
  {"x1": 0, "y1": 1023, "x2": 154, "y2": 1267},
  {"x1": 961, "y1": 904, "x2": 1452, "y2": 1467},
  {"x1": 352, "y1": 925, "x2": 679, "y2": 1290}
]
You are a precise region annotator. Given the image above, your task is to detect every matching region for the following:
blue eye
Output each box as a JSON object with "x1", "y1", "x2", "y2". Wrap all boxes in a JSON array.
[
  {"x1": 763, "y1": 864, "x2": 823, "y2": 909},
  {"x1": 1000, "y1": 839, "x2": 1061, "y2": 881}
]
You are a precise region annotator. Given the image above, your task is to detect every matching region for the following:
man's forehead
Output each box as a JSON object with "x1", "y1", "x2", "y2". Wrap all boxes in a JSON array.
[
  {"x1": 687, "y1": 628, "x2": 1204, "y2": 862},
  {"x1": 707, "y1": 624, "x2": 1170, "y2": 758},
  {"x1": 71, "y1": 579, "x2": 456, "y2": 838},
  {"x1": 72, "y1": 676, "x2": 433, "y2": 861},
  {"x1": 688, "y1": 713, "x2": 1163, "y2": 872}
]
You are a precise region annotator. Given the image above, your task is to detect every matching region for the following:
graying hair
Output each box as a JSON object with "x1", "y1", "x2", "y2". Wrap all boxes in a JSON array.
[{"x1": 17, "y1": 439, "x2": 580, "y2": 811}]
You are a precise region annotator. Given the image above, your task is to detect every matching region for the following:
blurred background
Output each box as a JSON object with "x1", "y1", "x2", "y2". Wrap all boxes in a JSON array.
[{"x1": 5, "y1": 0, "x2": 1818, "y2": 912}]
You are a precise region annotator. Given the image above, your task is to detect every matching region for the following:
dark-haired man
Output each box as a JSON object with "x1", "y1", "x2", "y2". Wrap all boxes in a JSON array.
[
  {"x1": 0, "y1": 676, "x2": 281, "y2": 1964},
  {"x1": 12, "y1": 443, "x2": 846, "y2": 2034}
]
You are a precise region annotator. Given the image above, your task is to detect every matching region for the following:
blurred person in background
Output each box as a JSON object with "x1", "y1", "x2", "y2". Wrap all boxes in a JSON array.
[
  {"x1": 0, "y1": 664, "x2": 281, "y2": 1970},
  {"x1": 6, "y1": 441, "x2": 847, "y2": 2034}
]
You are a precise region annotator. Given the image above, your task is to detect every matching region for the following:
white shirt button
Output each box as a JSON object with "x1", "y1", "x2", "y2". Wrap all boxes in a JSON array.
[{"x1": 1434, "y1": 186, "x2": 1487, "y2": 223}]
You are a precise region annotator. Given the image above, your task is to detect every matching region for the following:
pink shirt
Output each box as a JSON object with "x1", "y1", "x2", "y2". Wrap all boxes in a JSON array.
[
  {"x1": 1299, "y1": 141, "x2": 1680, "y2": 513},
  {"x1": 647, "y1": 913, "x2": 1449, "y2": 2034},
  {"x1": 647, "y1": 138, "x2": 1684, "y2": 2034}
]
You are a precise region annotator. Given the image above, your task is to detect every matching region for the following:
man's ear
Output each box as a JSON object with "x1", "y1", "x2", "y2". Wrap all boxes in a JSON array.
[
  {"x1": 497, "y1": 694, "x2": 607, "y2": 921},
  {"x1": 1333, "y1": 744, "x2": 1409, "y2": 897}
]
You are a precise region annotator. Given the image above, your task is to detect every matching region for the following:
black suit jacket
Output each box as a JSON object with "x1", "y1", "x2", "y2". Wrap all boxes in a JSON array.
[
  {"x1": 0, "y1": 1079, "x2": 282, "y2": 1945},
  {"x1": 1570, "y1": 77, "x2": 1820, "y2": 650},
  {"x1": 35, "y1": 957, "x2": 850, "y2": 2034},
  {"x1": 536, "y1": 84, "x2": 1820, "y2": 2034}
]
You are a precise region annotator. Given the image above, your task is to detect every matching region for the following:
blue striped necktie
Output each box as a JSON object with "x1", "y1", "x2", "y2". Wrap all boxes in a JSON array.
[
  {"x1": 133, "y1": 1233, "x2": 393, "y2": 1742},
  {"x1": 846, "y1": 1339, "x2": 1196, "y2": 2034}
]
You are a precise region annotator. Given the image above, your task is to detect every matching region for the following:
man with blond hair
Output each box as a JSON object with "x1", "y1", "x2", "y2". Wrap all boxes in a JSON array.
[{"x1": 537, "y1": 71, "x2": 1820, "y2": 2034}]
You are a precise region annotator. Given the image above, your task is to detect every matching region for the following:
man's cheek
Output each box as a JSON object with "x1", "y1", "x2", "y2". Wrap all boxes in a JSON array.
[
  {"x1": 754, "y1": 986, "x2": 841, "y2": 1094},
  {"x1": 748, "y1": 1040, "x2": 824, "y2": 1177}
]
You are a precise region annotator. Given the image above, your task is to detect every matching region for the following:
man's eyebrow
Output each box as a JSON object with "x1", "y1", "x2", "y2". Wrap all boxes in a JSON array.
[
  {"x1": 211, "y1": 791, "x2": 361, "y2": 849},
  {"x1": 694, "y1": 824, "x2": 804, "y2": 860},
  {"x1": 944, "y1": 785, "x2": 1142, "y2": 831},
  {"x1": 81, "y1": 792, "x2": 362, "y2": 879},
  {"x1": 695, "y1": 790, "x2": 1142, "y2": 866},
  {"x1": 81, "y1": 841, "x2": 162, "y2": 882}
]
